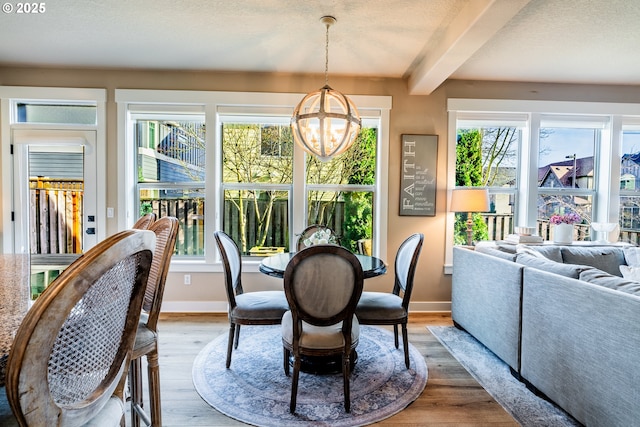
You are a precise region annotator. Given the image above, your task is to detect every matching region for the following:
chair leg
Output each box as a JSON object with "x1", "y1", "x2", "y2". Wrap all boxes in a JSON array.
[
  {"x1": 234, "y1": 324, "x2": 241, "y2": 349},
  {"x1": 147, "y1": 350, "x2": 162, "y2": 427},
  {"x1": 343, "y1": 352, "x2": 351, "y2": 413},
  {"x1": 226, "y1": 323, "x2": 235, "y2": 368},
  {"x1": 129, "y1": 358, "x2": 143, "y2": 427},
  {"x1": 393, "y1": 324, "x2": 399, "y2": 348},
  {"x1": 290, "y1": 356, "x2": 301, "y2": 413},
  {"x1": 283, "y1": 348, "x2": 290, "y2": 376},
  {"x1": 402, "y1": 322, "x2": 410, "y2": 369}
]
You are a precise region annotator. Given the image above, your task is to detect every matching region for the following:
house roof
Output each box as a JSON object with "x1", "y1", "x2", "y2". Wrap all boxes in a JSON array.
[
  {"x1": 539, "y1": 157, "x2": 594, "y2": 187},
  {"x1": 1, "y1": 0, "x2": 640, "y2": 95}
]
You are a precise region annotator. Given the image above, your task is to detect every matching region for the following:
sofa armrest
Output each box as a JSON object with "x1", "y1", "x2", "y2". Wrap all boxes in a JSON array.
[
  {"x1": 521, "y1": 268, "x2": 640, "y2": 427},
  {"x1": 452, "y1": 246, "x2": 524, "y2": 372}
]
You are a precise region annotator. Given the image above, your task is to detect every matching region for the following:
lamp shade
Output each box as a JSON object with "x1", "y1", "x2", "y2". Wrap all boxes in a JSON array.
[{"x1": 450, "y1": 187, "x2": 490, "y2": 213}]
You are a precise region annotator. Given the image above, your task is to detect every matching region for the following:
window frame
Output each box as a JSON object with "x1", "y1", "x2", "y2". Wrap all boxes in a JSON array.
[
  {"x1": 116, "y1": 89, "x2": 391, "y2": 273},
  {"x1": 446, "y1": 98, "x2": 640, "y2": 273}
]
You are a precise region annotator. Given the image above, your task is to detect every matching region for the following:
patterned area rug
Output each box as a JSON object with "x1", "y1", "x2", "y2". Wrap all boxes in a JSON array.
[
  {"x1": 192, "y1": 325, "x2": 427, "y2": 427},
  {"x1": 428, "y1": 326, "x2": 583, "y2": 427}
]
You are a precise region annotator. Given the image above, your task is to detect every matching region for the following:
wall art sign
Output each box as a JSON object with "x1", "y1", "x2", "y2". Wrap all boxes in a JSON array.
[{"x1": 400, "y1": 134, "x2": 437, "y2": 216}]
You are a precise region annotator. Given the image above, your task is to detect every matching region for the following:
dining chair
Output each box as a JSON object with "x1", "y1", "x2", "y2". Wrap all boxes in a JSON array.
[
  {"x1": 355, "y1": 233, "x2": 424, "y2": 369},
  {"x1": 296, "y1": 224, "x2": 340, "y2": 250},
  {"x1": 128, "y1": 216, "x2": 179, "y2": 427},
  {"x1": 281, "y1": 245, "x2": 364, "y2": 413},
  {"x1": 4, "y1": 229, "x2": 155, "y2": 427},
  {"x1": 214, "y1": 231, "x2": 289, "y2": 368},
  {"x1": 133, "y1": 212, "x2": 157, "y2": 230}
]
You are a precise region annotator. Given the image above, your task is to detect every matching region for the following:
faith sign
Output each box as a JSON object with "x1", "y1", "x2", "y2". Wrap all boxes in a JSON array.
[{"x1": 400, "y1": 134, "x2": 437, "y2": 216}]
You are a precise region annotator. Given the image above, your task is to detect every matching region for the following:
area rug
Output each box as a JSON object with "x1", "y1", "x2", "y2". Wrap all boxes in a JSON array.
[
  {"x1": 428, "y1": 326, "x2": 582, "y2": 427},
  {"x1": 192, "y1": 325, "x2": 427, "y2": 427}
]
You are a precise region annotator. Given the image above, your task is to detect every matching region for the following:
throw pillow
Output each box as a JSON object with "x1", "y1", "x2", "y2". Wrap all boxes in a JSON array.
[
  {"x1": 475, "y1": 245, "x2": 516, "y2": 261},
  {"x1": 623, "y1": 246, "x2": 640, "y2": 267},
  {"x1": 561, "y1": 247, "x2": 626, "y2": 277},
  {"x1": 515, "y1": 253, "x2": 591, "y2": 279},
  {"x1": 515, "y1": 245, "x2": 545, "y2": 258},
  {"x1": 581, "y1": 267, "x2": 640, "y2": 296},
  {"x1": 620, "y1": 265, "x2": 640, "y2": 282},
  {"x1": 514, "y1": 244, "x2": 563, "y2": 262}
]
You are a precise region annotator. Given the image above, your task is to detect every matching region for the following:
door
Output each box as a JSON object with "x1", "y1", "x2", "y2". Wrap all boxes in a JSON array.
[{"x1": 12, "y1": 129, "x2": 98, "y2": 255}]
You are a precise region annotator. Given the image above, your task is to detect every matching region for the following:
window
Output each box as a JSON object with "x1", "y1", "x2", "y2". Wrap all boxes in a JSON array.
[
  {"x1": 305, "y1": 125, "x2": 377, "y2": 253},
  {"x1": 16, "y1": 102, "x2": 97, "y2": 125},
  {"x1": 446, "y1": 98, "x2": 640, "y2": 272},
  {"x1": 117, "y1": 90, "x2": 390, "y2": 271},
  {"x1": 620, "y1": 127, "x2": 640, "y2": 231},
  {"x1": 454, "y1": 114, "x2": 524, "y2": 242},
  {"x1": 220, "y1": 120, "x2": 292, "y2": 256},
  {"x1": 536, "y1": 117, "x2": 603, "y2": 241},
  {"x1": 134, "y1": 117, "x2": 205, "y2": 258}
]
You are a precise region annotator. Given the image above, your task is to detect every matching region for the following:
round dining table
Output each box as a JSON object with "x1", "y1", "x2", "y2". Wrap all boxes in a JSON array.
[{"x1": 259, "y1": 251, "x2": 387, "y2": 279}]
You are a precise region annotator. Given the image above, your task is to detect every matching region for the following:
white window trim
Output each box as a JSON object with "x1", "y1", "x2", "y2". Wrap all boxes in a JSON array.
[
  {"x1": 445, "y1": 98, "x2": 640, "y2": 274},
  {"x1": 116, "y1": 89, "x2": 391, "y2": 273}
]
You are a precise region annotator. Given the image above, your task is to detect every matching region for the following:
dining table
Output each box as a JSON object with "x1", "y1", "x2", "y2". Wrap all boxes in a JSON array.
[
  {"x1": 258, "y1": 250, "x2": 387, "y2": 374},
  {"x1": 259, "y1": 251, "x2": 387, "y2": 279}
]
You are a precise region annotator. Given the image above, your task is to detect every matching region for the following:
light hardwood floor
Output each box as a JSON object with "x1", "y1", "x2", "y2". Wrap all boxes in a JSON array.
[{"x1": 128, "y1": 313, "x2": 517, "y2": 426}]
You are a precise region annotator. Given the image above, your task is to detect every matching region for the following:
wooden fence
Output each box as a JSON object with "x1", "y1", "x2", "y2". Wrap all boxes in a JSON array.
[
  {"x1": 31, "y1": 190, "x2": 640, "y2": 257},
  {"x1": 30, "y1": 178, "x2": 83, "y2": 254},
  {"x1": 484, "y1": 214, "x2": 618, "y2": 243}
]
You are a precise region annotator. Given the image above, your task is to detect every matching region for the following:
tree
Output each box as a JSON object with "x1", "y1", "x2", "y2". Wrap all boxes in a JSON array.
[
  {"x1": 221, "y1": 124, "x2": 292, "y2": 252},
  {"x1": 455, "y1": 129, "x2": 488, "y2": 243},
  {"x1": 305, "y1": 128, "x2": 377, "y2": 251}
]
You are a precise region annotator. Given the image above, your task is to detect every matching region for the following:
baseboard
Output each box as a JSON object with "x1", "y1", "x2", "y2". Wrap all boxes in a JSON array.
[{"x1": 161, "y1": 300, "x2": 451, "y2": 313}]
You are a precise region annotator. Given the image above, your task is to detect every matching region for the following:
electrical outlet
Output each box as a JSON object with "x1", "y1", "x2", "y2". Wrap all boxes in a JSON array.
[{"x1": 184, "y1": 274, "x2": 191, "y2": 285}]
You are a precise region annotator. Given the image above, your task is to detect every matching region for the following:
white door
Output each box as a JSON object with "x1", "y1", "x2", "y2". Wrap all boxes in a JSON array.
[{"x1": 12, "y1": 129, "x2": 98, "y2": 254}]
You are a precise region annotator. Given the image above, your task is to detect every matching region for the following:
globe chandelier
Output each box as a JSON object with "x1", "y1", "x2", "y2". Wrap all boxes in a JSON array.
[{"x1": 291, "y1": 16, "x2": 361, "y2": 162}]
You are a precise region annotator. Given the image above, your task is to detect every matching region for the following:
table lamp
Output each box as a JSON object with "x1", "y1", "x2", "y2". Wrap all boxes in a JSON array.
[{"x1": 450, "y1": 187, "x2": 490, "y2": 246}]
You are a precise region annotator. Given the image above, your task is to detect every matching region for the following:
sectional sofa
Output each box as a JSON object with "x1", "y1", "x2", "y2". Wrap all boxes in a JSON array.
[{"x1": 452, "y1": 242, "x2": 640, "y2": 427}]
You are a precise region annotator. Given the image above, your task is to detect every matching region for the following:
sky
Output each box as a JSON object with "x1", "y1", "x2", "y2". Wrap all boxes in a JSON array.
[{"x1": 538, "y1": 128, "x2": 640, "y2": 167}]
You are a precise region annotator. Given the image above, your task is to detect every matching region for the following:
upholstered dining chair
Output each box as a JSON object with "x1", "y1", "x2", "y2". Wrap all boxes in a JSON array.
[
  {"x1": 214, "y1": 230, "x2": 289, "y2": 368},
  {"x1": 4, "y1": 229, "x2": 154, "y2": 427},
  {"x1": 281, "y1": 245, "x2": 364, "y2": 413},
  {"x1": 355, "y1": 233, "x2": 424, "y2": 369},
  {"x1": 128, "y1": 216, "x2": 179, "y2": 427},
  {"x1": 133, "y1": 212, "x2": 157, "y2": 230},
  {"x1": 296, "y1": 224, "x2": 340, "y2": 250}
]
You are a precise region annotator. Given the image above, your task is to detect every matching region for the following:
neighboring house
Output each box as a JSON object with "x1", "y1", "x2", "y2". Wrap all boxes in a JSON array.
[
  {"x1": 621, "y1": 152, "x2": 640, "y2": 190},
  {"x1": 538, "y1": 156, "x2": 594, "y2": 189}
]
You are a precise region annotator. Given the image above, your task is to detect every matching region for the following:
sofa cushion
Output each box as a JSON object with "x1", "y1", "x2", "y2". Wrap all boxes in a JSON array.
[
  {"x1": 560, "y1": 247, "x2": 626, "y2": 277},
  {"x1": 475, "y1": 244, "x2": 517, "y2": 261},
  {"x1": 580, "y1": 268, "x2": 640, "y2": 296},
  {"x1": 515, "y1": 253, "x2": 591, "y2": 279}
]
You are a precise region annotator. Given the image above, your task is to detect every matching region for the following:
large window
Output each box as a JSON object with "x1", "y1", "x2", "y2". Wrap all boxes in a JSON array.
[
  {"x1": 220, "y1": 120, "x2": 292, "y2": 256},
  {"x1": 620, "y1": 127, "x2": 640, "y2": 233},
  {"x1": 117, "y1": 90, "x2": 390, "y2": 271},
  {"x1": 134, "y1": 117, "x2": 206, "y2": 257},
  {"x1": 446, "y1": 98, "x2": 640, "y2": 271},
  {"x1": 454, "y1": 115, "x2": 523, "y2": 242}
]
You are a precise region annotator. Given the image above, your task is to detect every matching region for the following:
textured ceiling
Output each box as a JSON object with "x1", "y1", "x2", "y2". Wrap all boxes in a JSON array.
[{"x1": 1, "y1": 0, "x2": 639, "y2": 94}]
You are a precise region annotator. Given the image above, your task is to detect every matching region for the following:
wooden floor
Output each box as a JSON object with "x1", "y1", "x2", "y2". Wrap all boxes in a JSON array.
[{"x1": 127, "y1": 313, "x2": 517, "y2": 426}]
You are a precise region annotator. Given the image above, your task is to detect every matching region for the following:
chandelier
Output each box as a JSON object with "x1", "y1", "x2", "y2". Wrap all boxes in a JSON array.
[{"x1": 291, "y1": 16, "x2": 361, "y2": 162}]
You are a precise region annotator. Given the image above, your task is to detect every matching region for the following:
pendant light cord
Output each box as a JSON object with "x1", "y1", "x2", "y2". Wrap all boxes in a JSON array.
[{"x1": 324, "y1": 20, "x2": 330, "y2": 86}]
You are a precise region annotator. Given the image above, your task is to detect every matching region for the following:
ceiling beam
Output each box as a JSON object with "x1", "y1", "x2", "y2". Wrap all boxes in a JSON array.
[{"x1": 408, "y1": 0, "x2": 532, "y2": 95}]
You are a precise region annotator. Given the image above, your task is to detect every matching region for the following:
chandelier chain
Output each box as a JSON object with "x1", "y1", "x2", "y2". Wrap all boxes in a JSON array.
[{"x1": 324, "y1": 21, "x2": 330, "y2": 86}]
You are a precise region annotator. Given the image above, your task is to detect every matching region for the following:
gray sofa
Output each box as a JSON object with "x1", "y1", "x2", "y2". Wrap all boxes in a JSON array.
[{"x1": 452, "y1": 243, "x2": 640, "y2": 427}]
